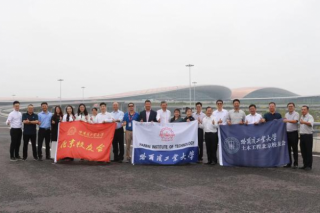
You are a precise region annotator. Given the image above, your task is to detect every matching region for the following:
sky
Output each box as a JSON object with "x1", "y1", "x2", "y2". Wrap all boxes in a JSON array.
[{"x1": 0, "y1": 0, "x2": 319, "y2": 99}]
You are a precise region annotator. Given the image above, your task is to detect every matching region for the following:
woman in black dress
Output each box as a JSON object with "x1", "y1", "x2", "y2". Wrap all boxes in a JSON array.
[{"x1": 51, "y1": 106, "x2": 63, "y2": 159}]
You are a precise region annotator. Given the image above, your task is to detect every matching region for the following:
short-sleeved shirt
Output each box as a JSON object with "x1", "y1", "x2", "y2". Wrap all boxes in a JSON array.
[
  {"x1": 38, "y1": 111, "x2": 53, "y2": 129},
  {"x1": 263, "y1": 112, "x2": 282, "y2": 122},
  {"x1": 228, "y1": 109, "x2": 246, "y2": 124},
  {"x1": 300, "y1": 113, "x2": 314, "y2": 135},
  {"x1": 245, "y1": 113, "x2": 262, "y2": 125},
  {"x1": 285, "y1": 111, "x2": 299, "y2": 132},
  {"x1": 123, "y1": 112, "x2": 140, "y2": 131},
  {"x1": 213, "y1": 109, "x2": 229, "y2": 125},
  {"x1": 22, "y1": 113, "x2": 38, "y2": 135}
]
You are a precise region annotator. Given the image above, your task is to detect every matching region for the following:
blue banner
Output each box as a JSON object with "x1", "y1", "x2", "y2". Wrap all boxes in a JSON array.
[
  {"x1": 219, "y1": 119, "x2": 290, "y2": 167},
  {"x1": 133, "y1": 147, "x2": 198, "y2": 165}
]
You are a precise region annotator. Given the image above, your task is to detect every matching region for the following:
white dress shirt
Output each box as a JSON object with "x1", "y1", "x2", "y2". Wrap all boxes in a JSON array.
[
  {"x1": 90, "y1": 115, "x2": 98, "y2": 124},
  {"x1": 111, "y1": 110, "x2": 124, "y2": 129},
  {"x1": 200, "y1": 115, "x2": 218, "y2": 133},
  {"x1": 300, "y1": 113, "x2": 314, "y2": 134},
  {"x1": 245, "y1": 113, "x2": 262, "y2": 124},
  {"x1": 62, "y1": 114, "x2": 75, "y2": 122},
  {"x1": 192, "y1": 111, "x2": 205, "y2": 129},
  {"x1": 285, "y1": 111, "x2": 299, "y2": 132},
  {"x1": 75, "y1": 113, "x2": 89, "y2": 122},
  {"x1": 156, "y1": 109, "x2": 171, "y2": 124},
  {"x1": 213, "y1": 109, "x2": 228, "y2": 125},
  {"x1": 6, "y1": 110, "x2": 22, "y2": 128},
  {"x1": 95, "y1": 112, "x2": 114, "y2": 124}
]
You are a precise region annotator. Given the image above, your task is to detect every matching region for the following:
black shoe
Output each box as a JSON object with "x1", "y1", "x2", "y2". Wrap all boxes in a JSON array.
[
  {"x1": 46, "y1": 158, "x2": 51, "y2": 160},
  {"x1": 111, "y1": 159, "x2": 118, "y2": 162},
  {"x1": 34, "y1": 158, "x2": 38, "y2": 161},
  {"x1": 118, "y1": 160, "x2": 123, "y2": 163},
  {"x1": 206, "y1": 162, "x2": 212, "y2": 165},
  {"x1": 22, "y1": 158, "x2": 27, "y2": 161},
  {"x1": 197, "y1": 160, "x2": 203, "y2": 164},
  {"x1": 292, "y1": 165, "x2": 298, "y2": 169},
  {"x1": 299, "y1": 166, "x2": 306, "y2": 170},
  {"x1": 305, "y1": 167, "x2": 312, "y2": 171},
  {"x1": 10, "y1": 158, "x2": 17, "y2": 162},
  {"x1": 211, "y1": 162, "x2": 217, "y2": 165},
  {"x1": 38, "y1": 158, "x2": 43, "y2": 161},
  {"x1": 283, "y1": 164, "x2": 291, "y2": 168},
  {"x1": 16, "y1": 157, "x2": 23, "y2": 161}
]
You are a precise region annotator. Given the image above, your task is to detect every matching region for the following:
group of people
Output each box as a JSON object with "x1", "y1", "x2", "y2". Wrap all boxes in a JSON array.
[{"x1": 6, "y1": 99, "x2": 315, "y2": 170}]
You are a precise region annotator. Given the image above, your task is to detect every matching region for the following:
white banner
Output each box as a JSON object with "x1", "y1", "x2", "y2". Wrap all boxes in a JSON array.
[{"x1": 132, "y1": 121, "x2": 198, "y2": 165}]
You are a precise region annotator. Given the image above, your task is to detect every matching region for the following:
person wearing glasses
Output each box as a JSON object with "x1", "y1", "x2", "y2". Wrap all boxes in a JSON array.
[
  {"x1": 122, "y1": 103, "x2": 140, "y2": 163},
  {"x1": 213, "y1": 100, "x2": 228, "y2": 125}
]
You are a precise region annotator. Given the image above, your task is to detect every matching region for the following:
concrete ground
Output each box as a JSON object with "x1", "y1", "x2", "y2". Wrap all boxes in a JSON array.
[{"x1": 0, "y1": 116, "x2": 320, "y2": 213}]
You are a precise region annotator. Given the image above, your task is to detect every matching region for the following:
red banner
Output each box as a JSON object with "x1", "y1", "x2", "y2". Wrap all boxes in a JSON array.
[{"x1": 55, "y1": 121, "x2": 116, "y2": 162}]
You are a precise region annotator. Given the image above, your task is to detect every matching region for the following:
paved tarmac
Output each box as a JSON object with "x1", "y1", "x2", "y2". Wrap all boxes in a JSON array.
[{"x1": 0, "y1": 116, "x2": 320, "y2": 213}]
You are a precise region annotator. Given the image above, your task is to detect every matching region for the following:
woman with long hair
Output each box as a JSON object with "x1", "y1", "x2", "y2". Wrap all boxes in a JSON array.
[
  {"x1": 62, "y1": 105, "x2": 75, "y2": 122},
  {"x1": 170, "y1": 109, "x2": 184, "y2": 123},
  {"x1": 51, "y1": 106, "x2": 63, "y2": 160},
  {"x1": 75, "y1": 103, "x2": 89, "y2": 122},
  {"x1": 62, "y1": 105, "x2": 75, "y2": 161}
]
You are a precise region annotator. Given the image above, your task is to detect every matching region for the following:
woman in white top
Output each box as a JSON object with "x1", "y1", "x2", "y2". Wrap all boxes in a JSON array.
[
  {"x1": 62, "y1": 105, "x2": 75, "y2": 161},
  {"x1": 90, "y1": 107, "x2": 98, "y2": 124},
  {"x1": 62, "y1": 105, "x2": 75, "y2": 122},
  {"x1": 75, "y1": 104, "x2": 89, "y2": 122}
]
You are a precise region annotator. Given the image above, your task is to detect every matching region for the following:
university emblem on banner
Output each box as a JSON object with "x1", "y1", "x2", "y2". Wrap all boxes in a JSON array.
[
  {"x1": 159, "y1": 127, "x2": 175, "y2": 141},
  {"x1": 67, "y1": 126, "x2": 77, "y2": 136},
  {"x1": 223, "y1": 137, "x2": 240, "y2": 154}
]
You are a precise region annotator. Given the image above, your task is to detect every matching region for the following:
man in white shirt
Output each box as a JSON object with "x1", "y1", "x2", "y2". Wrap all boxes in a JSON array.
[
  {"x1": 199, "y1": 106, "x2": 218, "y2": 165},
  {"x1": 111, "y1": 102, "x2": 124, "y2": 162},
  {"x1": 245, "y1": 104, "x2": 263, "y2": 125},
  {"x1": 283, "y1": 102, "x2": 299, "y2": 168},
  {"x1": 156, "y1": 101, "x2": 171, "y2": 124},
  {"x1": 6, "y1": 101, "x2": 23, "y2": 161},
  {"x1": 95, "y1": 102, "x2": 114, "y2": 124},
  {"x1": 192, "y1": 102, "x2": 206, "y2": 163},
  {"x1": 299, "y1": 105, "x2": 314, "y2": 171},
  {"x1": 213, "y1": 100, "x2": 228, "y2": 125}
]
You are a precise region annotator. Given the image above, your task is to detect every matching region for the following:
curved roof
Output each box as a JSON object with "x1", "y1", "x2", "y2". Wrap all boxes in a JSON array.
[
  {"x1": 91, "y1": 85, "x2": 232, "y2": 101},
  {"x1": 231, "y1": 87, "x2": 299, "y2": 99}
]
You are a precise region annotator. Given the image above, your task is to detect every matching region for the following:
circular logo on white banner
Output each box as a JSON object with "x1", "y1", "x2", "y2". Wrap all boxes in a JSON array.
[{"x1": 223, "y1": 137, "x2": 240, "y2": 154}]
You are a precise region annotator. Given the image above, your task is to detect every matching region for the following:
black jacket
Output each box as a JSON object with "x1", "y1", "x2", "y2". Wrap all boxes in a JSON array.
[{"x1": 139, "y1": 110, "x2": 157, "y2": 122}]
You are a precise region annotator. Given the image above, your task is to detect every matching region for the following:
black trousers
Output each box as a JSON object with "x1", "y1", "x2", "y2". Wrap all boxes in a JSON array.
[
  {"x1": 205, "y1": 132, "x2": 218, "y2": 163},
  {"x1": 112, "y1": 128, "x2": 124, "y2": 161},
  {"x1": 300, "y1": 134, "x2": 313, "y2": 168},
  {"x1": 10, "y1": 128, "x2": 22, "y2": 158},
  {"x1": 23, "y1": 134, "x2": 37, "y2": 159},
  {"x1": 287, "y1": 131, "x2": 299, "y2": 166},
  {"x1": 198, "y1": 128, "x2": 204, "y2": 161},
  {"x1": 38, "y1": 128, "x2": 51, "y2": 159}
]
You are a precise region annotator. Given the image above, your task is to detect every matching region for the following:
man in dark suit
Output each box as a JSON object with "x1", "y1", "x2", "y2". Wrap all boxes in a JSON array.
[{"x1": 140, "y1": 100, "x2": 157, "y2": 122}]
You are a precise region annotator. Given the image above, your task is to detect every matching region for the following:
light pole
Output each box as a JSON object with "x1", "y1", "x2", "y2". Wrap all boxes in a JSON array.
[
  {"x1": 58, "y1": 79, "x2": 63, "y2": 106},
  {"x1": 185, "y1": 64, "x2": 194, "y2": 107},
  {"x1": 81, "y1": 86, "x2": 85, "y2": 102},
  {"x1": 192, "y1": 81, "x2": 197, "y2": 106}
]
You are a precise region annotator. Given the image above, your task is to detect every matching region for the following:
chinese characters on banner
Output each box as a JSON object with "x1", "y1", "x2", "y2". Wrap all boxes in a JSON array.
[
  {"x1": 55, "y1": 121, "x2": 116, "y2": 162},
  {"x1": 219, "y1": 119, "x2": 290, "y2": 167},
  {"x1": 132, "y1": 121, "x2": 198, "y2": 165}
]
